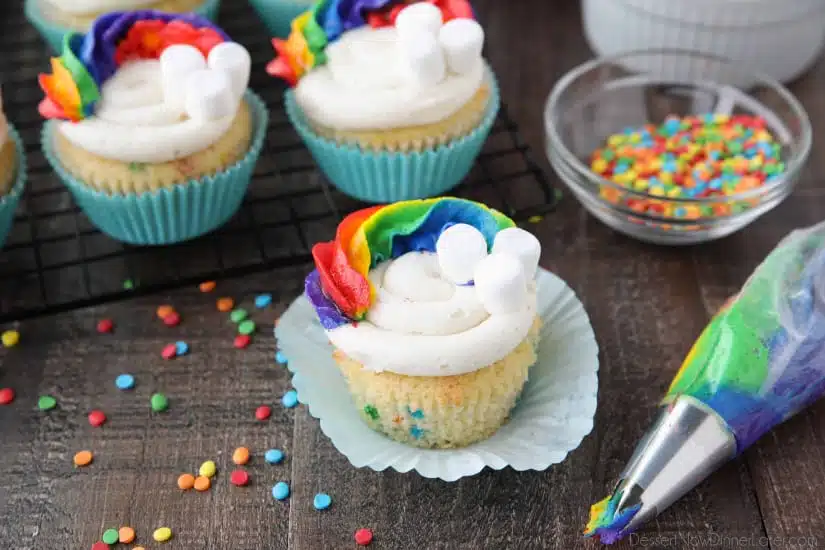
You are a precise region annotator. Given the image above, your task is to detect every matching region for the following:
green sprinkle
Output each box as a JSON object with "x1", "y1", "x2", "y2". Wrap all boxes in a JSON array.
[
  {"x1": 238, "y1": 319, "x2": 256, "y2": 335},
  {"x1": 128, "y1": 162, "x2": 146, "y2": 172},
  {"x1": 37, "y1": 395, "x2": 57, "y2": 411},
  {"x1": 527, "y1": 215, "x2": 543, "y2": 224},
  {"x1": 151, "y1": 393, "x2": 168, "y2": 412},
  {"x1": 230, "y1": 308, "x2": 248, "y2": 323},
  {"x1": 364, "y1": 405, "x2": 379, "y2": 420},
  {"x1": 122, "y1": 279, "x2": 134, "y2": 290},
  {"x1": 102, "y1": 529, "x2": 119, "y2": 545}
]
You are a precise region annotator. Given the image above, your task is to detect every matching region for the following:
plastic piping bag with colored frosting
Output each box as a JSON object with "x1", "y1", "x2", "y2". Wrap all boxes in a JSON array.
[{"x1": 585, "y1": 220, "x2": 825, "y2": 544}]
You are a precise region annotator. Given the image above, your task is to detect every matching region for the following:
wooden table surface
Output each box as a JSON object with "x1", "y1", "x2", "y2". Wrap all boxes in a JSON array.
[{"x1": 2, "y1": 1, "x2": 825, "y2": 549}]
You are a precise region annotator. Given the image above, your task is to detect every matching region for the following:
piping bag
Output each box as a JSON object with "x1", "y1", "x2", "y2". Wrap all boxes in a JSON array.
[{"x1": 584, "y1": 221, "x2": 825, "y2": 544}]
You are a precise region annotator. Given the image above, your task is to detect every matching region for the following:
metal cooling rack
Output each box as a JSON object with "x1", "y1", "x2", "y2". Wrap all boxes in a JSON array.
[{"x1": 0, "y1": 0, "x2": 560, "y2": 323}]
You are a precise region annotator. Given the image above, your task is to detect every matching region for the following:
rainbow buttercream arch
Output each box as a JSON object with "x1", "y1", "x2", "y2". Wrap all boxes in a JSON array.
[
  {"x1": 305, "y1": 197, "x2": 515, "y2": 329},
  {"x1": 38, "y1": 11, "x2": 230, "y2": 122},
  {"x1": 267, "y1": 0, "x2": 475, "y2": 86}
]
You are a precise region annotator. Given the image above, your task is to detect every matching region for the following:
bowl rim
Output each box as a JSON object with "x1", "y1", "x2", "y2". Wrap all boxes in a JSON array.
[{"x1": 544, "y1": 49, "x2": 813, "y2": 205}]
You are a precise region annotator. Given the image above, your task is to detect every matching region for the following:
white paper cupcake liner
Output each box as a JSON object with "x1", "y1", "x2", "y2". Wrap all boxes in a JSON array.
[{"x1": 275, "y1": 268, "x2": 599, "y2": 481}]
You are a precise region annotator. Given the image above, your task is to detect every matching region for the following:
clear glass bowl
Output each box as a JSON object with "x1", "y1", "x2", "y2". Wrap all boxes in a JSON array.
[{"x1": 544, "y1": 50, "x2": 812, "y2": 245}]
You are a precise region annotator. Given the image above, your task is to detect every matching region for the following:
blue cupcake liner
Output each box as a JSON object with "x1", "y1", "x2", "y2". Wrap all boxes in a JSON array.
[
  {"x1": 0, "y1": 126, "x2": 28, "y2": 249},
  {"x1": 284, "y1": 69, "x2": 501, "y2": 204},
  {"x1": 25, "y1": 0, "x2": 222, "y2": 52},
  {"x1": 247, "y1": 0, "x2": 309, "y2": 38},
  {"x1": 41, "y1": 90, "x2": 268, "y2": 246}
]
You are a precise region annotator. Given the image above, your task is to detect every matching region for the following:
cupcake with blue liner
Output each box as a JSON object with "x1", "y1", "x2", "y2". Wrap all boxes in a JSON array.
[
  {"x1": 25, "y1": 0, "x2": 222, "y2": 52},
  {"x1": 268, "y1": 1, "x2": 499, "y2": 203},
  {"x1": 304, "y1": 197, "x2": 543, "y2": 448},
  {"x1": 0, "y1": 91, "x2": 27, "y2": 249},
  {"x1": 39, "y1": 11, "x2": 268, "y2": 245},
  {"x1": 248, "y1": 0, "x2": 315, "y2": 39}
]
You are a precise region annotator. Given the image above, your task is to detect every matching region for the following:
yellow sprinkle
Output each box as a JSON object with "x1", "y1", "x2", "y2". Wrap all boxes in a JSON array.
[
  {"x1": 666, "y1": 187, "x2": 682, "y2": 198},
  {"x1": 1, "y1": 330, "x2": 19, "y2": 348},
  {"x1": 607, "y1": 135, "x2": 625, "y2": 147},
  {"x1": 713, "y1": 114, "x2": 730, "y2": 124},
  {"x1": 199, "y1": 460, "x2": 217, "y2": 478},
  {"x1": 628, "y1": 133, "x2": 641, "y2": 144},
  {"x1": 749, "y1": 156, "x2": 763, "y2": 169},
  {"x1": 649, "y1": 187, "x2": 665, "y2": 197},
  {"x1": 754, "y1": 130, "x2": 773, "y2": 142},
  {"x1": 624, "y1": 170, "x2": 637, "y2": 182},
  {"x1": 527, "y1": 215, "x2": 543, "y2": 224},
  {"x1": 153, "y1": 527, "x2": 173, "y2": 542},
  {"x1": 633, "y1": 179, "x2": 649, "y2": 192},
  {"x1": 591, "y1": 158, "x2": 608, "y2": 173},
  {"x1": 659, "y1": 172, "x2": 673, "y2": 185}
]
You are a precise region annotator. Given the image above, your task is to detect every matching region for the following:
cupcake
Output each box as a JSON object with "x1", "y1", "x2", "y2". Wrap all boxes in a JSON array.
[
  {"x1": 25, "y1": 0, "x2": 222, "y2": 52},
  {"x1": 304, "y1": 197, "x2": 543, "y2": 448},
  {"x1": 248, "y1": 0, "x2": 315, "y2": 39},
  {"x1": 0, "y1": 91, "x2": 26, "y2": 249},
  {"x1": 38, "y1": 11, "x2": 268, "y2": 245},
  {"x1": 267, "y1": 1, "x2": 500, "y2": 203}
]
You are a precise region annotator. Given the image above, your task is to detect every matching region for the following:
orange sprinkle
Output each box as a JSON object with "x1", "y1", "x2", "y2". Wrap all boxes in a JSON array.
[
  {"x1": 232, "y1": 447, "x2": 250, "y2": 465},
  {"x1": 216, "y1": 298, "x2": 234, "y2": 312},
  {"x1": 118, "y1": 526, "x2": 136, "y2": 544},
  {"x1": 156, "y1": 305, "x2": 175, "y2": 319},
  {"x1": 392, "y1": 415, "x2": 403, "y2": 424},
  {"x1": 194, "y1": 475, "x2": 211, "y2": 491},
  {"x1": 177, "y1": 473, "x2": 195, "y2": 490},
  {"x1": 199, "y1": 281, "x2": 216, "y2": 293},
  {"x1": 73, "y1": 450, "x2": 93, "y2": 467}
]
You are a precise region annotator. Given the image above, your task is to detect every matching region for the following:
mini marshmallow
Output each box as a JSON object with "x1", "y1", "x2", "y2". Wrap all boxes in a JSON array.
[
  {"x1": 438, "y1": 18, "x2": 484, "y2": 75},
  {"x1": 473, "y1": 253, "x2": 528, "y2": 315},
  {"x1": 207, "y1": 42, "x2": 251, "y2": 100},
  {"x1": 492, "y1": 227, "x2": 541, "y2": 278},
  {"x1": 160, "y1": 45, "x2": 207, "y2": 111},
  {"x1": 436, "y1": 223, "x2": 489, "y2": 285},
  {"x1": 184, "y1": 69, "x2": 236, "y2": 121},
  {"x1": 395, "y1": 2, "x2": 443, "y2": 43},
  {"x1": 400, "y1": 31, "x2": 446, "y2": 87}
]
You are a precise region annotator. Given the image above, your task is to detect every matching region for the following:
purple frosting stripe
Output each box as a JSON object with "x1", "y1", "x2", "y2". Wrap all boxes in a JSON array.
[{"x1": 305, "y1": 270, "x2": 350, "y2": 330}]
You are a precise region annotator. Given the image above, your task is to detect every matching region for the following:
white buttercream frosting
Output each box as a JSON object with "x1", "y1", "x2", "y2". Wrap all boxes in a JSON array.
[
  {"x1": 294, "y1": 25, "x2": 485, "y2": 131},
  {"x1": 45, "y1": 0, "x2": 158, "y2": 15},
  {"x1": 57, "y1": 43, "x2": 251, "y2": 164},
  {"x1": 326, "y1": 251, "x2": 538, "y2": 377}
]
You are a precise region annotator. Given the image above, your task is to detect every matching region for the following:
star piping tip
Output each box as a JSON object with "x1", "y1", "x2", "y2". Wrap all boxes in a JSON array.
[{"x1": 583, "y1": 491, "x2": 641, "y2": 545}]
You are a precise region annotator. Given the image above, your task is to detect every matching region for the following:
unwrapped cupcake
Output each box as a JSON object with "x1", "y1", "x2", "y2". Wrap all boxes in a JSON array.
[
  {"x1": 304, "y1": 197, "x2": 542, "y2": 448},
  {"x1": 268, "y1": 1, "x2": 500, "y2": 203},
  {"x1": 26, "y1": 0, "x2": 222, "y2": 52},
  {"x1": 39, "y1": 11, "x2": 268, "y2": 245},
  {"x1": 0, "y1": 91, "x2": 26, "y2": 249}
]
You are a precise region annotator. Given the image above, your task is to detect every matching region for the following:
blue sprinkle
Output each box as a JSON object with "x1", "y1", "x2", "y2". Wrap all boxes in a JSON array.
[
  {"x1": 272, "y1": 482, "x2": 290, "y2": 501},
  {"x1": 313, "y1": 493, "x2": 332, "y2": 510},
  {"x1": 407, "y1": 407, "x2": 425, "y2": 420},
  {"x1": 674, "y1": 207, "x2": 687, "y2": 217},
  {"x1": 175, "y1": 341, "x2": 189, "y2": 356},
  {"x1": 255, "y1": 294, "x2": 273, "y2": 308},
  {"x1": 115, "y1": 374, "x2": 135, "y2": 391},
  {"x1": 613, "y1": 163, "x2": 628, "y2": 175},
  {"x1": 410, "y1": 426, "x2": 425, "y2": 439},
  {"x1": 282, "y1": 390, "x2": 299, "y2": 408},
  {"x1": 275, "y1": 351, "x2": 288, "y2": 364},
  {"x1": 265, "y1": 449, "x2": 284, "y2": 464},
  {"x1": 709, "y1": 178, "x2": 722, "y2": 190}
]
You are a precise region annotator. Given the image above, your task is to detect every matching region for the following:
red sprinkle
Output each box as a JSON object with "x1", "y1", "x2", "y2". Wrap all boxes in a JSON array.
[
  {"x1": 161, "y1": 344, "x2": 177, "y2": 360},
  {"x1": 354, "y1": 528, "x2": 373, "y2": 546},
  {"x1": 96, "y1": 319, "x2": 114, "y2": 333},
  {"x1": 91, "y1": 543, "x2": 109, "y2": 550},
  {"x1": 255, "y1": 405, "x2": 271, "y2": 421},
  {"x1": 0, "y1": 387, "x2": 14, "y2": 405},
  {"x1": 230, "y1": 469, "x2": 249, "y2": 486},
  {"x1": 234, "y1": 335, "x2": 251, "y2": 349},
  {"x1": 162, "y1": 312, "x2": 181, "y2": 327},
  {"x1": 88, "y1": 410, "x2": 106, "y2": 427}
]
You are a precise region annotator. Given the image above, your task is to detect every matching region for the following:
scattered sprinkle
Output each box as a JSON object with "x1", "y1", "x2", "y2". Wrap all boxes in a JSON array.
[
  {"x1": 101, "y1": 528, "x2": 119, "y2": 545},
  {"x1": 194, "y1": 475, "x2": 211, "y2": 492},
  {"x1": 275, "y1": 351, "x2": 287, "y2": 364},
  {"x1": 282, "y1": 390, "x2": 298, "y2": 409},
  {"x1": 255, "y1": 405, "x2": 271, "y2": 421},
  {"x1": 156, "y1": 305, "x2": 175, "y2": 319},
  {"x1": 134, "y1": 547, "x2": 146, "y2": 550},
  {"x1": 527, "y1": 215, "x2": 543, "y2": 224},
  {"x1": 122, "y1": 279, "x2": 134, "y2": 290},
  {"x1": 153, "y1": 527, "x2": 173, "y2": 542},
  {"x1": 199, "y1": 460, "x2": 217, "y2": 479},
  {"x1": 115, "y1": 374, "x2": 135, "y2": 390},
  {"x1": 272, "y1": 481, "x2": 289, "y2": 500},
  {"x1": 118, "y1": 526, "x2": 136, "y2": 544},
  {"x1": 230, "y1": 308, "x2": 248, "y2": 323},
  {"x1": 313, "y1": 493, "x2": 332, "y2": 510},
  {"x1": 364, "y1": 405, "x2": 379, "y2": 420},
  {"x1": 177, "y1": 473, "x2": 195, "y2": 490},
  {"x1": 254, "y1": 294, "x2": 273, "y2": 308},
  {"x1": 234, "y1": 334, "x2": 251, "y2": 349},
  {"x1": 96, "y1": 319, "x2": 114, "y2": 334},
  {"x1": 230, "y1": 469, "x2": 250, "y2": 486},
  {"x1": 355, "y1": 528, "x2": 374, "y2": 546},
  {"x1": 175, "y1": 341, "x2": 189, "y2": 356},
  {"x1": 232, "y1": 447, "x2": 250, "y2": 465},
  {"x1": 1, "y1": 329, "x2": 20, "y2": 347},
  {"x1": 38, "y1": 395, "x2": 57, "y2": 411},
  {"x1": 88, "y1": 410, "x2": 106, "y2": 427},
  {"x1": 91, "y1": 542, "x2": 109, "y2": 550},
  {"x1": 161, "y1": 344, "x2": 177, "y2": 360},
  {"x1": 238, "y1": 319, "x2": 256, "y2": 335},
  {"x1": 265, "y1": 449, "x2": 284, "y2": 464},
  {"x1": 216, "y1": 298, "x2": 234, "y2": 312},
  {"x1": 199, "y1": 281, "x2": 216, "y2": 293},
  {"x1": 162, "y1": 312, "x2": 181, "y2": 327},
  {"x1": 151, "y1": 393, "x2": 168, "y2": 412},
  {"x1": 0, "y1": 387, "x2": 14, "y2": 405},
  {"x1": 73, "y1": 450, "x2": 93, "y2": 467},
  {"x1": 410, "y1": 425, "x2": 425, "y2": 439}
]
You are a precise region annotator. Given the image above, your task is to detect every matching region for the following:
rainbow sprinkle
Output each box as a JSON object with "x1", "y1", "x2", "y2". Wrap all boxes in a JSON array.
[{"x1": 583, "y1": 490, "x2": 641, "y2": 545}]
